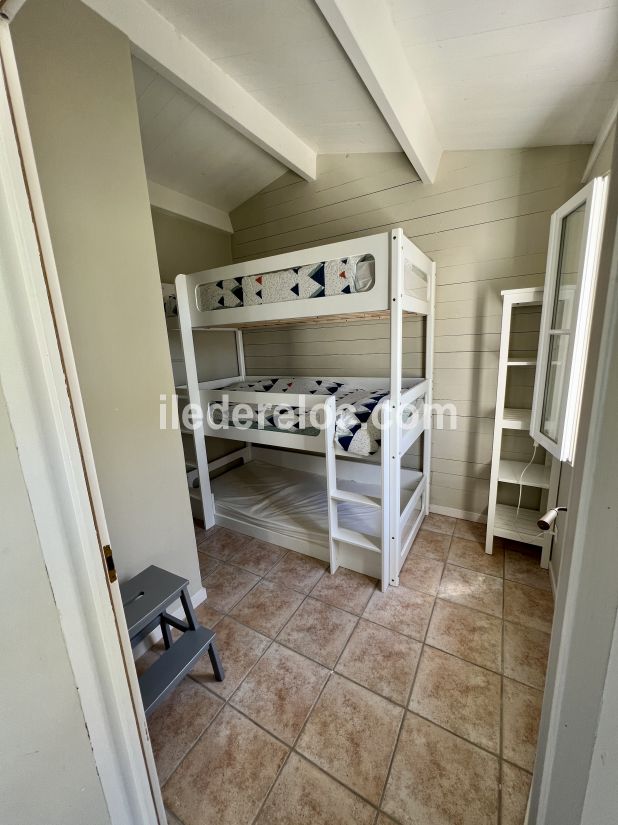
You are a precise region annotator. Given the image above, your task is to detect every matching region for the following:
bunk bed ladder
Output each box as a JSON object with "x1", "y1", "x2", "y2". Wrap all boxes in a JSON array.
[{"x1": 324, "y1": 398, "x2": 386, "y2": 590}]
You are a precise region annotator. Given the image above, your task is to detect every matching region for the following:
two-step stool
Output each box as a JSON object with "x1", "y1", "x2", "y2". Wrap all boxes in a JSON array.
[{"x1": 121, "y1": 565, "x2": 224, "y2": 715}]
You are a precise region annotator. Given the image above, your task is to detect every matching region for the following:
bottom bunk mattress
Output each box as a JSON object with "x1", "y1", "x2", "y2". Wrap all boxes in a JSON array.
[
  {"x1": 210, "y1": 460, "x2": 421, "y2": 544},
  {"x1": 209, "y1": 376, "x2": 424, "y2": 457}
]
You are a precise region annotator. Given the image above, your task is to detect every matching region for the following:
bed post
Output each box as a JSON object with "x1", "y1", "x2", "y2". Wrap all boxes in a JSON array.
[
  {"x1": 424, "y1": 264, "x2": 436, "y2": 516},
  {"x1": 176, "y1": 274, "x2": 216, "y2": 528},
  {"x1": 323, "y1": 396, "x2": 338, "y2": 576},
  {"x1": 388, "y1": 229, "x2": 404, "y2": 586}
]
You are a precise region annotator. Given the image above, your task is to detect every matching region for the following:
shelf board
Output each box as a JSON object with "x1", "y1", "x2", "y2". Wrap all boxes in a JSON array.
[
  {"x1": 507, "y1": 358, "x2": 537, "y2": 367},
  {"x1": 498, "y1": 459, "x2": 550, "y2": 489},
  {"x1": 502, "y1": 408, "x2": 531, "y2": 430},
  {"x1": 493, "y1": 504, "x2": 544, "y2": 546}
]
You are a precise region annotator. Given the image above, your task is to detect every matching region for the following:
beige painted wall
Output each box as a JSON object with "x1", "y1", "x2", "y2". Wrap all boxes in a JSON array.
[
  {"x1": 150, "y1": 207, "x2": 241, "y2": 498},
  {"x1": 0, "y1": 385, "x2": 110, "y2": 825},
  {"x1": 12, "y1": 0, "x2": 201, "y2": 593},
  {"x1": 151, "y1": 208, "x2": 232, "y2": 284},
  {"x1": 231, "y1": 148, "x2": 589, "y2": 515}
]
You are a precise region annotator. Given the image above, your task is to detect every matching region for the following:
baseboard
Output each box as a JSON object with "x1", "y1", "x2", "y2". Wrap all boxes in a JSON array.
[
  {"x1": 429, "y1": 504, "x2": 487, "y2": 523},
  {"x1": 131, "y1": 586, "x2": 207, "y2": 661}
]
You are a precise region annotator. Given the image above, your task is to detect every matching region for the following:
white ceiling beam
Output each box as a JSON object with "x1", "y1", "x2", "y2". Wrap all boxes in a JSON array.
[
  {"x1": 80, "y1": 0, "x2": 317, "y2": 181},
  {"x1": 315, "y1": 0, "x2": 442, "y2": 183},
  {"x1": 582, "y1": 95, "x2": 618, "y2": 183},
  {"x1": 147, "y1": 181, "x2": 232, "y2": 234}
]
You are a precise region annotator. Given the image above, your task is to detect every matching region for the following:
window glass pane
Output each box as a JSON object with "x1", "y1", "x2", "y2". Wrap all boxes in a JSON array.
[
  {"x1": 551, "y1": 203, "x2": 585, "y2": 330},
  {"x1": 541, "y1": 332, "x2": 570, "y2": 442}
]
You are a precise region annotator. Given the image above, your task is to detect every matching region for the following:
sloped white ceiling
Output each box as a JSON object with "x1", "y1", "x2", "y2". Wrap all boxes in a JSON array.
[
  {"x1": 143, "y1": 0, "x2": 399, "y2": 155},
  {"x1": 133, "y1": 0, "x2": 617, "y2": 212},
  {"x1": 132, "y1": 58, "x2": 286, "y2": 212},
  {"x1": 387, "y1": 0, "x2": 618, "y2": 149}
]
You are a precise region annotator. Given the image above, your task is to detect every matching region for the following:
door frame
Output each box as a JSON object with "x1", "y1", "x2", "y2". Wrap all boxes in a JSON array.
[
  {"x1": 0, "y1": 21, "x2": 161, "y2": 825},
  {"x1": 529, "y1": 147, "x2": 618, "y2": 819}
]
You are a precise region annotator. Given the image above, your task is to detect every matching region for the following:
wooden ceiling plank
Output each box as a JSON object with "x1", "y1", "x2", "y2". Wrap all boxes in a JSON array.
[
  {"x1": 80, "y1": 0, "x2": 317, "y2": 181},
  {"x1": 315, "y1": 0, "x2": 442, "y2": 183}
]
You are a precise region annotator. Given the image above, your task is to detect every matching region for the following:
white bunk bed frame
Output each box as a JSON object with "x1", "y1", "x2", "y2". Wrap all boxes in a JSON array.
[{"x1": 176, "y1": 229, "x2": 436, "y2": 590}]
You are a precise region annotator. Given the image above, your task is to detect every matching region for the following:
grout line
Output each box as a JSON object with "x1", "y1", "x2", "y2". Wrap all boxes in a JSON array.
[
  {"x1": 166, "y1": 522, "x2": 550, "y2": 822},
  {"x1": 498, "y1": 544, "x2": 507, "y2": 825},
  {"x1": 375, "y1": 530, "x2": 451, "y2": 817}
]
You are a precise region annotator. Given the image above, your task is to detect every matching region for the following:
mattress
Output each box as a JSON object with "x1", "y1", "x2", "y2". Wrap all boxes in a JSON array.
[
  {"x1": 211, "y1": 460, "x2": 418, "y2": 542},
  {"x1": 209, "y1": 376, "x2": 424, "y2": 457},
  {"x1": 196, "y1": 254, "x2": 375, "y2": 312}
]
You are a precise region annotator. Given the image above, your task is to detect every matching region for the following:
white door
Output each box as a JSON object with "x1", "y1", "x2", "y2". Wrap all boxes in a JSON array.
[{"x1": 0, "y1": 23, "x2": 163, "y2": 824}]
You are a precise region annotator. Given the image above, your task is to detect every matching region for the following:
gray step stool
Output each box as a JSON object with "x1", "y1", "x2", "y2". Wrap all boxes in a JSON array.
[{"x1": 121, "y1": 565, "x2": 224, "y2": 715}]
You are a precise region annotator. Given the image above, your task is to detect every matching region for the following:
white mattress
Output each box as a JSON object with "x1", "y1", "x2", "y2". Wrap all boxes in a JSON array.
[{"x1": 211, "y1": 460, "x2": 419, "y2": 542}]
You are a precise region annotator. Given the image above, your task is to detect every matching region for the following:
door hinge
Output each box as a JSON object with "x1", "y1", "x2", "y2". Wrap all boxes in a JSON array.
[{"x1": 103, "y1": 545, "x2": 117, "y2": 583}]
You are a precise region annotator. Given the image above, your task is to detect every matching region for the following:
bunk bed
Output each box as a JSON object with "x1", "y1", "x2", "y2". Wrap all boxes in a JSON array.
[{"x1": 175, "y1": 229, "x2": 435, "y2": 590}]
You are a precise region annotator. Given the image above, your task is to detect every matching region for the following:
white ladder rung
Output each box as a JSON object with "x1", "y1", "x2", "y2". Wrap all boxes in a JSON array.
[
  {"x1": 331, "y1": 488, "x2": 381, "y2": 508},
  {"x1": 332, "y1": 526, "x2": 381, "y2": 554}
]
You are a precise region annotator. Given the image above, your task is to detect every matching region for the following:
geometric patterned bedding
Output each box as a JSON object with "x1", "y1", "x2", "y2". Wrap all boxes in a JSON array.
[
  {"x1": 196, "y1": 255, "x2": 375, "y2": 312},
  {"x1": 209, "y1": 377, "x2": 422, "y2": 457}
]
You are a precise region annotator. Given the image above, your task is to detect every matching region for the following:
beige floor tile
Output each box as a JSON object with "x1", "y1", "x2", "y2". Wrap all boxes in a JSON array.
[
  {"x1": 410, "y1": 528, "x2": 451, "y2": 561},
  {"x1": 203, "y1": 563, "x2": 260, "y2": 613},
  {"x1": 194, "y1": 600, "x2": 224, "y2": 629},
  {"x1": 399, "y1": 554, "x2": 444, "y2": 595},
  {"x1": 453, "y1": 519, "x2": 486, "y2": 542},
  {"x1": 503, "y1": 678, "x2": 543, "y2": 771},
  {"x1": 189, "y1": 616, "x2": 270, "y2": 699},
  {"x1": 363, "y1": 585, "x2": 434, "y2": 641},
  {"x1": 310, "y1": 567, "x2": 377, "y2": 615},
  {"x1": 198, "y1": 526, "x2": 250, "y2": 562},
  {"x1": 336, "y1": 619, "x2": 421, "y2": 705},
  {"x1": 230, "y1": 579, "x2": 304, "y2": 638},
  {"x1": 231, "y1": 643, "x2": 328, "y2": 745},
  {"x1": 422, "y1": 512, "x2": 457, "y2": 535},
  {"x1": 297, "y1": 673, "x2": 403, "y2": 805},
  {"x1": 504, "y1": 580, "x2": 554, "y2": 634},
  {"x1": 409, "y1": 647, "x2": 501, "y2": 753},
  {"x1": 426, "y1": 599, "x2": 502, "y2": 671},
  {"x1": 504, "y1": 621, "x2": 551, "y2": 689},
  {"x1": 163, "y1": 706, "x2": 288, "y2": 825},
  {"x1": 266, "y1": 550, "x2": 328, "y2": 593},
  {"x1": 166, "y1": 808, "x2": 182, "y2": 825},
  {"x1": 193, "y1": 522, "x2": 210, "y2": 545},
  {"x1": 501, "y1": 761, "x2": 532, "y2": 825},
  {"x1": 375, "y1": 816, "x2": 398, "y2": 825},
  {"x1": 134, "y1": 648, "x2": 159, "y2": 677},
  {"x1": 229, "y1": 538, "x2": 287, "y2": 577},
  {"x1": 197, "y1": 549, "x2": 221, "y2": 580},
  {"x1": 439, "y1": 564, "x2": 503, "y2": 617},
  {"x1": 256, "y1": 753, "x2": 375, "y2": 825},
  {"x1": 505, "y1": 545, "x2": 552, "y2": 592},
  {"x1": 277, "y1": 597, "x2": 357, "y2": 667},
  {"x1": 448, "y1": 536, "x2": 504, "y2": 578},
  {"x1": 382, "y1": 712, "x2": 499, "y2": 825},
  {"x1": 148, "y1": 678, "x2": 223, "y2": 785}
]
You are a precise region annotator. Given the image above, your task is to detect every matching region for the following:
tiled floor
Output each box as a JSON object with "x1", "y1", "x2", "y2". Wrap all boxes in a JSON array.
[{"x1": 139, "y1": 518, "x2": 554, "y2": 825}]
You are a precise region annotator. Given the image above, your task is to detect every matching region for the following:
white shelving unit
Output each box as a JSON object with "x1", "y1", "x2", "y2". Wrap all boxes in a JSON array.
[{"x1": 485, "y1": 287, "x2": 559, "y2": 568}]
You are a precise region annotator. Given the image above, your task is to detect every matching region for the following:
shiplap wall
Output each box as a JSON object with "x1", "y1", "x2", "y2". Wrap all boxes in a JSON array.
[{"x1": 230, "y1": 148, "x2": 588, "y2": 516}]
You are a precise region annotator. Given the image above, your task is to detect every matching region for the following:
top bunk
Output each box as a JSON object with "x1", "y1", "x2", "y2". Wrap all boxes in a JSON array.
[{"x1": 176, "y1": 229, "x2": 434, "y2": 330}]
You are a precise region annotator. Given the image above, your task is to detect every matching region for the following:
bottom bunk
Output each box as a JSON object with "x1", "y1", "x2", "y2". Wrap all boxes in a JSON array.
[{"x1": 210, "y1": 452, "x2": 426, "y2": 583}]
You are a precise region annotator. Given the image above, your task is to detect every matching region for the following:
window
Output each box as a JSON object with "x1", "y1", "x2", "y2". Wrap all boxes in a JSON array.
[{"x1": 531, "y1": 177, "x2": 608, "y2": 463}]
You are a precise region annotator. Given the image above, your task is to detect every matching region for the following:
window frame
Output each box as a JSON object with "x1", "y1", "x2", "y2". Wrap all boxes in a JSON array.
[{"x1": 531, "y1": 176, "x2": 608, "y2": 463}]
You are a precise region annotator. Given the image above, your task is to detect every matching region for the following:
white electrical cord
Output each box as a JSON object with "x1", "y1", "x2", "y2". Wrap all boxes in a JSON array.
[{"x1": 515, "y1": 441, "x2": 538, "y2": 521}]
